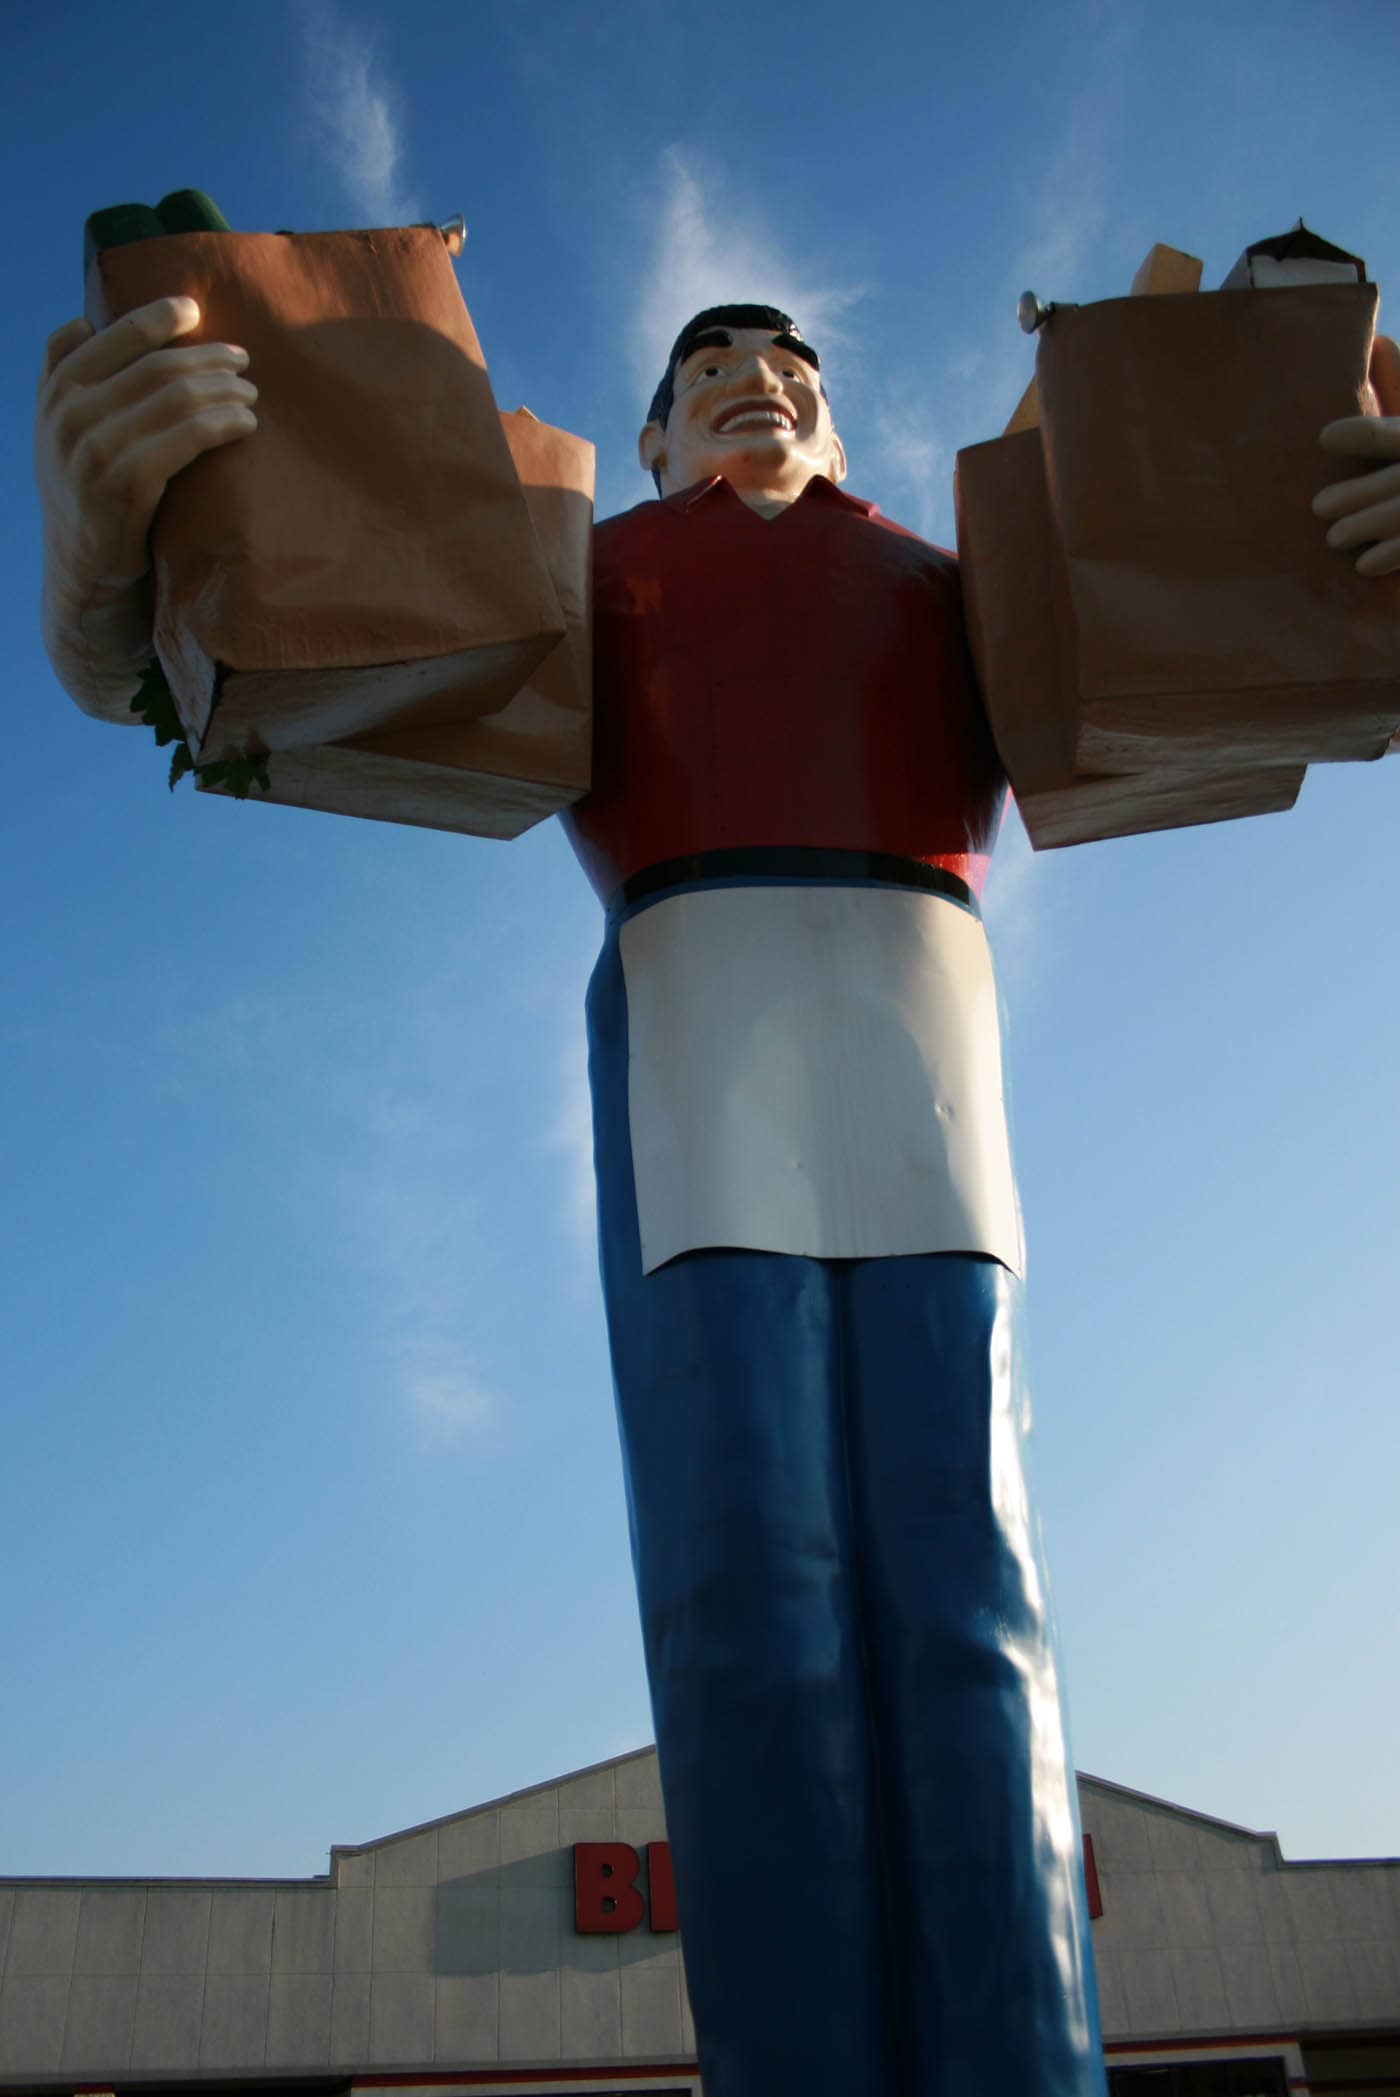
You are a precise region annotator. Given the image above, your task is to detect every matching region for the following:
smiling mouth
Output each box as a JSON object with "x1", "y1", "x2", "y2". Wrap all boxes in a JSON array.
[{"x1": 712, "y1": 400, "x2": 797, "y2": 435}]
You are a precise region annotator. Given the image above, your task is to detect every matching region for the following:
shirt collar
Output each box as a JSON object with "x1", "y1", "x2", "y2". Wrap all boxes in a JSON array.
[{"x1": 663, "y1": 474, "x2": 880, "y2": 520}]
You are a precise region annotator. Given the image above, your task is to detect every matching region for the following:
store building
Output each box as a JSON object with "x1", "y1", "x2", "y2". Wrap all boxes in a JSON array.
[{"x1": 0, "y1": 1749, "x2": 1396, "y2": 2094}]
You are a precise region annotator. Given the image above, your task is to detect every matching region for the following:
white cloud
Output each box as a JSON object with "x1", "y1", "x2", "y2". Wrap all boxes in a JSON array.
[
  {"x1": 981, "y1": 798, "x2": 1051, "y2": 1005},
  {"x1": 990, "y1": 6, "x2": 1139, "y2": 415},
  {"x1": 870, "y1": 402, "x2": 948, "y2": 543},
  {"x1": 343, "y1": 1092, "x2": 505, "y2": 1452},
  {"x1": 300, "y1": 2, "x2": 421, "y2": 226},
  {"x1": 150, "y1": 965, "x2": 503, "y2": 1455},
  {"x1": 610, "y1": 35, "x2": 1136, "y2": 539},
  {"x1": 545, "y1": 1021, "x2": 599, "y2": 1255},
  {"x1": 393, "y1": 1335, "x2": 496, "y2": 1449},
  {"x1": 868, "y1": 3, "x2": 1139, "y2": 544},
  {"x1": 874, "y1": 9, "x2": 1142, "y2": 959},
  {"x1": 628, "y1": 147, "x2": 866, "y2": 410}
]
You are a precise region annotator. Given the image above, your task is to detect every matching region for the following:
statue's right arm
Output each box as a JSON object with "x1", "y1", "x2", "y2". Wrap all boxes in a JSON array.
[{"x1": 34, "y1": 296, "x2": 259, "y2": 722}]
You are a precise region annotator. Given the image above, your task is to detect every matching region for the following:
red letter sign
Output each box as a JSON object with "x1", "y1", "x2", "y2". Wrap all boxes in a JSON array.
[
  {"x1": 647, "y1": 1841, "x2": 679, "y2": 1932},
  {"x1": 574, "y1": 1843, "x2": 645, "y2": 1933},
  {"x1": 1083, "y1": 1832, "x2": 1103, "y2": 1920}
]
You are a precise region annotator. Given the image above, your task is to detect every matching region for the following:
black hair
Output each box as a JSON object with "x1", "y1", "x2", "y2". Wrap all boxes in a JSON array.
[{"x1": 644, "y1": 304, "x2": 823, "y2": 492}]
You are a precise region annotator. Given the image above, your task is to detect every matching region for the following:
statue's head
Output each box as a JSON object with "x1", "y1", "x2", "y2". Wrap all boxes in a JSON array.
[{"x1": 639, "y1": 304, "x2": 847, "y2": 506}]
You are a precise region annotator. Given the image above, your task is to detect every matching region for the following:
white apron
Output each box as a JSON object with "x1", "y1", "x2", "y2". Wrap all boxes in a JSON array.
[{"x1": 618, "y1": 883, "x2": 1024, "y2": 1277}]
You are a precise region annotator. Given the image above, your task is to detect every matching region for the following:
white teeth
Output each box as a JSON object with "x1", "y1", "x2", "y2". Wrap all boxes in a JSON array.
[{"x1": 717, "y1": 408, "x2": 795, "y2": 433}]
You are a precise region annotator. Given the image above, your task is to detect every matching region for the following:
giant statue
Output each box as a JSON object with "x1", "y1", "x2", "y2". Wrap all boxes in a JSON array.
[{"x1": 34, "y1": 269, "x2": 1400, "y2": 2097}]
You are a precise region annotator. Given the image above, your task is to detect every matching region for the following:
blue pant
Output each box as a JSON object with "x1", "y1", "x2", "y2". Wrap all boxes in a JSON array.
[{"x1": 588, "y1": 895, "x2": 1106, "y2": 2097}]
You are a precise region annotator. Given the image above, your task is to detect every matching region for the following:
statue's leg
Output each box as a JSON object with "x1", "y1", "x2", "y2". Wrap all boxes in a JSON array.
[
  {"x1": 585, "y1": 931, "x2": 899, "y2": 2097},
  {"x1": 840, "y1": 1253, "x2": 1107, "y2": 2096}
]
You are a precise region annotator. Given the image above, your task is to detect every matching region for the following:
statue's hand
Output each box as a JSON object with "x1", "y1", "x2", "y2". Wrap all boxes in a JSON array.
[
  {"x1": 1312, "y1": 332, "x2": 1400, "y2": 579},
  {"x1": 34, "y1": 296, "x2": 258, "y2": 719}
]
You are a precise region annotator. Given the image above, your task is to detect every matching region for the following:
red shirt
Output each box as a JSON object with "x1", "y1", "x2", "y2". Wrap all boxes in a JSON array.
[{"x1": 561, "y1": 474, "x2": 1004, "y2": 903}]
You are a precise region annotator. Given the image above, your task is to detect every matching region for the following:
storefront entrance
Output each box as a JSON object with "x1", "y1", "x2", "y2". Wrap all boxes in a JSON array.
[{"x1": 1108, "y1": 2061, "x2": 1288, "y2": 2096}]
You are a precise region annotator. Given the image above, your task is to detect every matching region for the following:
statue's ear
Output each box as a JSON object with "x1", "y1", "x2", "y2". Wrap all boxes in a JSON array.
[
  {"x1": 828, "y1": 429, "x2": 848, "y2": 485},
  {"x1": 638, "y1": 421, "x2": 667, "y2": 478}
]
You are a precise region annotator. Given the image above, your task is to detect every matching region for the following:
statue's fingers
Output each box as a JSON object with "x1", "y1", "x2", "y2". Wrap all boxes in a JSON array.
[
  {"x1": 1312, "y1": 459, "x2": 1400, "y2": 520},
  {"x1": 1318, "y1": 413, "x2": 1400, "y2": 460},
  {"x1": 55, "y1": 296, "x2": 204, "y2": 392},
  {"x1": 1323, "y1": 491, "x2": 1400, "y2": 550},
  {"x1": 78, "y1": 340, "x2": 254, "y2": 425},
  {"x1": 40, "y1": 316, "x2": 95, "y2": 386},
  {"x1": 68, "y1": 390, "x2": 258, "y2": 580},
  {"x1": 64, "y1": 368, "x2": 257, "y2": 481},
  {"x1": 106, "y1": 392, "x2": 258, "y2": 495},
  {"x1": 1354, "y1": 536, "x2": 1400, "y2": 577}
]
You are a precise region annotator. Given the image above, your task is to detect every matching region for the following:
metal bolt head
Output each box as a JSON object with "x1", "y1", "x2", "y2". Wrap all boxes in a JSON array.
[
  {"x1": 1018, "y1": 290, "x2": 1049, "y2": 335},
  {"x1": 439, "y1": 214, "x2": 467, "y2": 255}
]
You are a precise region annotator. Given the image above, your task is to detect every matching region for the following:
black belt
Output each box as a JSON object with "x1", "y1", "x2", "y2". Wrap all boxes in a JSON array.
[{"x1": 616, "y1": 847, "x2": 978, "y2": 915}]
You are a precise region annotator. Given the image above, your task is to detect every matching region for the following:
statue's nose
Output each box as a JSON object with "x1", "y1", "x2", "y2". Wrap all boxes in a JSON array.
[{"x1": 730, "y1": 351, "x2": 785, "y2": 390}]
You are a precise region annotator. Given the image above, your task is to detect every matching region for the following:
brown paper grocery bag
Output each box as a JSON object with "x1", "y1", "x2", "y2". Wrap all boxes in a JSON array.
[
  {"x1": 204, "y1": 408, "x2": 594, "y2": 839},
  {"x1": 955, "y1": 429, "x2": 1304, "y2": 849},
  {"x1": 1036, "y1": 282, "x2": 1400, "y2": 772},
  {"x1": 86, "y1": 228, "x2": 566, "y2": 761}
]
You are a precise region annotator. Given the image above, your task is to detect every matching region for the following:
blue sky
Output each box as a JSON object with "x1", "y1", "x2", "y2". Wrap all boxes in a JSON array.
[{"x1": 4, "y1": 0, "x2": 1399, "y2": 1880}]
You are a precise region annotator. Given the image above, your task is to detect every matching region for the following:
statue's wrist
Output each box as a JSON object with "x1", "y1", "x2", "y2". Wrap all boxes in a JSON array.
[
  {"x1": 40, "y1": 570, "x2": 157, "y2": 718},
  {"x1": 42, "y1": 541, "x2": 152, "y2": 617}
]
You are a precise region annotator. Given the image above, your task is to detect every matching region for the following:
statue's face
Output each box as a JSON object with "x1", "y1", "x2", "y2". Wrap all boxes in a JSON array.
[{"x1": 639, "y1": 326, "x2": 847, "y2": 503}]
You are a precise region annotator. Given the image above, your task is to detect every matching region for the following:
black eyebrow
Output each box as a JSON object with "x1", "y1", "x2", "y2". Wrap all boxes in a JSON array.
[
  {"x1": 681, "y1": 330, "x2": 735, "y2": 360},
  {"x1": 772, "y1": 331, "x2": 820, "y2": 372}
]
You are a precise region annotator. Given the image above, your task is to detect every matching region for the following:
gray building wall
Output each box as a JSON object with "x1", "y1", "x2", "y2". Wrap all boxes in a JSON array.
[
  {"x1": 1, "y1": 1754, "x2": 1396, "y2": 2085},
  {"x1": 1080, "y1": 1774, "x2": 1400, "y2": 2045},
  {"x1": 0, "y1": 1748, "x2": 688, "y2": 2081}
]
